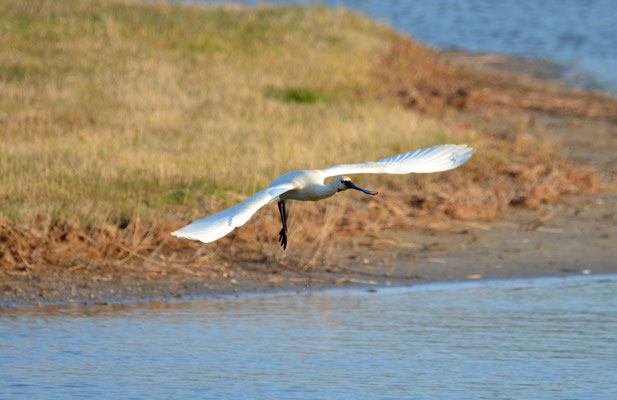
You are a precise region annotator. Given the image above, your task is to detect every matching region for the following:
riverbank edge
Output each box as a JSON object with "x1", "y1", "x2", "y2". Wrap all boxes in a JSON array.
[
  {"x1": 3, "y1": 191, "x2": 617, "y2": 309},
  {"x1": 3, "y1": 270, "x2": 615, "y2": 310}
]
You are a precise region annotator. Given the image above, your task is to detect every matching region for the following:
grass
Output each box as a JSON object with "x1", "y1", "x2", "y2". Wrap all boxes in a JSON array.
[
  {"x1": 0, "y1": 0, "x2": 607, "y2": 272},
  {"x1": 264, "y1": 86, "x2": 327, "y2": 104},
  {"x1": 0, "y1": 0, "x2": 458, "y2": 225}
]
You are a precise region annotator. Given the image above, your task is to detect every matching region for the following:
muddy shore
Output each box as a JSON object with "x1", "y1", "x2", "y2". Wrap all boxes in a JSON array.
[{"x1": 2, "y1": 191, "x2": 616, "y2": 308}]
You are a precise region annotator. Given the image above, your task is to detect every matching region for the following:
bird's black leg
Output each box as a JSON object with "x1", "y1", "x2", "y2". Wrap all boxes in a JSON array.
[{"x1": 278, "y1": 200, "x2": 288, "y2": 250}]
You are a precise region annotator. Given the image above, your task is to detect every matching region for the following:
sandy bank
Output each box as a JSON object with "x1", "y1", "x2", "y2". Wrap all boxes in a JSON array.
[{"x1": 2, "y1": 192, "x2": 616, "y2": 308}]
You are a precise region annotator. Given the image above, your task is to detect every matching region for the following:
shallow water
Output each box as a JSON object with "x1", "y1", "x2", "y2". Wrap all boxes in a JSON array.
[
  {"x1": 197, "y1": 0, "x2": 617, "y2": 93},
  {"x1": 2, "y1": 275, "x2": 616, "y2": 399}
]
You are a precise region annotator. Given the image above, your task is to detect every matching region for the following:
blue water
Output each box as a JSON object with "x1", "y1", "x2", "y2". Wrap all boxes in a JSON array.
[
  {"x1": 2, "y1": 275, "x2": 616, "y2": 399},
  {"x1": 199, "y1": 0, "x2": 617, "y2": 93}
]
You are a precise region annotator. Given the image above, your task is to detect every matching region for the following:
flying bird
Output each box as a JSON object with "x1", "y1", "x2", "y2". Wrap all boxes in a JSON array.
[{"x1": 172, "y1": 144, "x2": 474, "y2": 249}]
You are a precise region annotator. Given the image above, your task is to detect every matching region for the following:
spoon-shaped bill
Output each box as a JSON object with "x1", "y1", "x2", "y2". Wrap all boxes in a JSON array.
[{"x1": 344, "y1": 180, "x2": 378, "y2": 195}]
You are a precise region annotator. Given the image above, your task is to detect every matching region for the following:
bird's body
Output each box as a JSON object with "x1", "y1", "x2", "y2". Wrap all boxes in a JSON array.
[
  {"x1": 172, "y1": 144, "x2": 475, "y2": 248},
  {"x1": 273, "y1": 170, "x2": 337, "y2": 202}
]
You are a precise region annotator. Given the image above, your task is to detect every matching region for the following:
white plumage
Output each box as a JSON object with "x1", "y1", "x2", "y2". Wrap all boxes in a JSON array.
[
  {"x1": 171, "y1": 184, "x2": 295, "y2": 243},
  {"x1": 172, "y1": 144, "x2": 474, "y2": 248}
]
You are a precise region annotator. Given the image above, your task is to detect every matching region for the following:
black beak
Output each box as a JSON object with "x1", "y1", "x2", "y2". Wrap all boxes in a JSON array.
[{"x1": 344, "y1": 180, "x2": 378, "y2": 195}]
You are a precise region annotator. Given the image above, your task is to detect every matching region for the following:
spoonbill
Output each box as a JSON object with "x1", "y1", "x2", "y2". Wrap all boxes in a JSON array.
[{"x1": 172, "y1": 144, "x2": 474, "y2": 249}]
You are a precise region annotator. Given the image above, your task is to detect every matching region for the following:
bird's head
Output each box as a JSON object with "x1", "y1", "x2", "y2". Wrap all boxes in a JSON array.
[{"x1": 335, "y1": 176, "x2": 378, "y2": 195}]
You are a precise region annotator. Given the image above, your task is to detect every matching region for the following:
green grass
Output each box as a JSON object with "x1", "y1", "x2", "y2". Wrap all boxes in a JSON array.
[
  {"x1": 264, "y1": 86, "x2": 327, "y2": 104},
  {"x1": 0, "y1": 0, "x2": 468, "y2": 225}
]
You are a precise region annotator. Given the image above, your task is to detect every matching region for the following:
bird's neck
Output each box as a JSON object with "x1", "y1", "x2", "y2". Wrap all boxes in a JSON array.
[
  {"x1": 322, "y1": 181, "x2": 340, "y2": 198},
  {"x1": 305, "y1": 181, "x2": 338, "y2": 201}
]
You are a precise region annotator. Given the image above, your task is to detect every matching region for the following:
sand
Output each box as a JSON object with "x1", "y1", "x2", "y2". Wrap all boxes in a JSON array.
[{"x1": 2, "y1": 191, "x2": 615, "y2": 307}]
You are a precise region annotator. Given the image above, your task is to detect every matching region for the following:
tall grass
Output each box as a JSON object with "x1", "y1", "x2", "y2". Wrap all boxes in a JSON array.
[{"x1": 0, "y1": 0, "x2": 465, "y2": 226}]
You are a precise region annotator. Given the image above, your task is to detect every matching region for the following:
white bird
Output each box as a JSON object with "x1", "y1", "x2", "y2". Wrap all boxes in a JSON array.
[{"x1": 172, "y1": 144, "x2": 474, "y2": 249}]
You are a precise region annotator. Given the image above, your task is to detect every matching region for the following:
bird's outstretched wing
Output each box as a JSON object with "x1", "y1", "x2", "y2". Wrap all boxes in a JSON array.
[
  {"x1": 322, "y1": 144, "x2": 474, "y2": 177},
  {"x1": 172, "y1": 183, "x2": 295, "y2": 243}
]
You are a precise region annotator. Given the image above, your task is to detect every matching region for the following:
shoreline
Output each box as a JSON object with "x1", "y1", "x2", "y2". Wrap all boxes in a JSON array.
[
  {"x1": 437, "y1": 50, "x2": 610, "y2": 93},
  {"x1": 3, "y1": 193, "x2": 616, "y2": 308},
  {"x1": 4, "y1": 273, "x2": 615, "y2": 311}
]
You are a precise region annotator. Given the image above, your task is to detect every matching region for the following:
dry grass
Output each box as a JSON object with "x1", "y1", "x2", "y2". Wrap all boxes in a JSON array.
[
  {"x1": 0, "y1": 0, "x2": 460, "y2": 222},
  {"x1": 0, "y1": 0, "x2": 609, "y2": 274}
]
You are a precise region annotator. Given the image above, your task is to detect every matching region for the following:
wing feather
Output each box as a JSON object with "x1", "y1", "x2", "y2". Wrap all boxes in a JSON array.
[
  {"x1": 171, "y1": 183, "x2": 295, "y2": 243},
  {"x1": 322, "y1": 144, "x2": 474, "y2": 177}
]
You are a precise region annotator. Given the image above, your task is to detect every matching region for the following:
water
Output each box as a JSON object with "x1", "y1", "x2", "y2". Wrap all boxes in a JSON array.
[
  {"x1": 198, "y1": 0, "x2": 617, "y2": 93},
  {"x1": 2, "y1": 275, "x2": 616, "y2": 399}
]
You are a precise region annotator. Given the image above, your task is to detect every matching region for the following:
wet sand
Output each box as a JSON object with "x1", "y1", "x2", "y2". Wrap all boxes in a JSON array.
[{"x1": 2, "y1": 192, "x2": 615, "y2": 307}]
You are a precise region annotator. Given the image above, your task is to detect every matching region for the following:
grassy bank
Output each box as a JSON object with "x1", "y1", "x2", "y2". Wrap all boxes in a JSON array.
[
  {"x1": 0, "y1": 0, "x2": 611, "y2": 277},
  {"x1": 3, "y1": 0, "x2": 461, "y2": 223}
]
